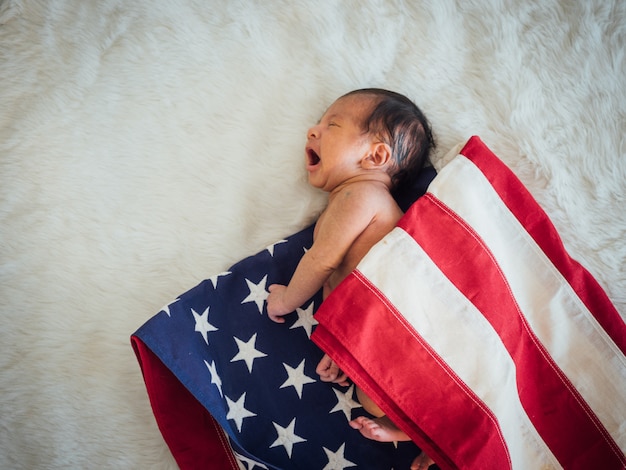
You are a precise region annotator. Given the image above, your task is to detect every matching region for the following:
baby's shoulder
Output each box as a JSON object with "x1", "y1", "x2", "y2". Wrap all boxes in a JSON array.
[{"x1": 332, "y1": 181, "x2": 398, "y2": 217}]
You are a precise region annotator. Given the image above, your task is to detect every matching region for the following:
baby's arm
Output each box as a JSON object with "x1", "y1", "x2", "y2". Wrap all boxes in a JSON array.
[
  {"x1": 266, "y1": 245, "x2": 336, "y2": 322},
  {"x1": 267, "y1": 185, "x2": 377, "y2": 322}
]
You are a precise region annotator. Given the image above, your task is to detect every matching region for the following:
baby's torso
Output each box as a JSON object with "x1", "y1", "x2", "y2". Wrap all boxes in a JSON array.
[{"x1": 316, "y1": 187, "x2": 403, "y2": 297}]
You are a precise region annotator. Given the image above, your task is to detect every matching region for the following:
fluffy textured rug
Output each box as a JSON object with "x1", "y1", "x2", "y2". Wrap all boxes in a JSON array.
[{"x1": 1, "y1": 0, "x2": 624, "y2": 468}]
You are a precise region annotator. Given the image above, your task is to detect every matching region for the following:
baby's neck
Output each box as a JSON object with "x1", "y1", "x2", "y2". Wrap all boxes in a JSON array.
[{"x1": 328, "y1": 174, "x2": 392, "y2": 199}]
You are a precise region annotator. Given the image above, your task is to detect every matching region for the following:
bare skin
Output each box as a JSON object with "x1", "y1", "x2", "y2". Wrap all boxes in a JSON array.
[
  {"x1": 266, "y1": 94, "x2": 402, "y2": 320},
  {"x1": 350, "y1": 416, "x2": 435, "y2": 469},
  {"x1": 266, "y1": 94, "x2": 434, "y2": 470},
  {"x1": 349, "y1": 389, "x2": 435, "y2": 469}
]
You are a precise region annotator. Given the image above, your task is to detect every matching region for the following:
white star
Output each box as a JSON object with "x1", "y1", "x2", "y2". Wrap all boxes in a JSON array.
[
  {"x1": 234, "y1": 451, "x2": 268, "y2": 470},
  {"x1": 209, "y1": 271, "x2": 231, "y2": 289},
  {"x1": 289, "y1": 302, "x2": 318, "y2": 338},
  {"x1": 330, "y1": 384, "x2": 362, "y2": 420},
  {"x1": 241, "y1": 275, "x2": 269, "y2": 314},
  {"x1": 279, "y1": 359, "x2": 316, "y2": 399},
  {"x1": 161, "y1": 298, "x2": 180, "y2": 317},
  {"x1": 322, "y1": 443, "x2": 357, "y2": 469},
  {"x1": 204, "y1": 360, "x2": 223, "y2": 397},
  {"x1": 225, "y1": 392, "x2": 257, "y2": 432},
  {"x1": 192, "y1": 307, "x2": 218, "y2": 344},
  {"x1": 266, "y1": 239, "x2": 287, "y2": 256},
  {"x1": 269, "y1": 418, "x2": 306, "y2": 458},
  {"x1": 230, "y1": 333, "x2": 267, "y2": 373}
]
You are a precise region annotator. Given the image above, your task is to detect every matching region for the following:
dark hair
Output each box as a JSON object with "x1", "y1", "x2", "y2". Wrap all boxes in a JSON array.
[{"x1": 342, "y1": 88, "x2": 435, "y2": 196}]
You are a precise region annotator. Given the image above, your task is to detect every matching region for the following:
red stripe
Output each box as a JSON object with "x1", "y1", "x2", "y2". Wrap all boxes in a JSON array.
[
  {"x1": 398, "y1": 194, "x2": 625, "y2": 468},
  {"x1": 131, "y1": 337, "x2": 240, "y2": 470},
  {"x1": 312, "y1": 274, "x2": 512, "y2": 470},
  {"x1": 460, "y1": 136, "x2": 626, "y2": 354}
]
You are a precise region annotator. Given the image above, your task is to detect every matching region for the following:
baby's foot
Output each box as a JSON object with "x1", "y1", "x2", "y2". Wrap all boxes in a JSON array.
[
  {"x1": 410, "y1": 451, "x2": 435, "y2": 470},
  {"x1": 349, "y1": 415, "x2": 411, "y2": 442}
]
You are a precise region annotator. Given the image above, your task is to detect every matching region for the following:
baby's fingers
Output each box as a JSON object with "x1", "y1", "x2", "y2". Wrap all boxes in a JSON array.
[
  {"x1": 267, "y1": 312, "x2": 285, "y2": 323},
  {"x1": 333, "y1": 371, "x2": 349, "y2": 387},
  {"x1": 316, "y1": 355, "x2": 349, "y2": 386}
]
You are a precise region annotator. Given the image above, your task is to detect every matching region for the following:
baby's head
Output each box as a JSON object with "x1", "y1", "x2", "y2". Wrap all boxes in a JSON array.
[{"x1": 340, "y1": 88, "x2": 435, "y2": 194}]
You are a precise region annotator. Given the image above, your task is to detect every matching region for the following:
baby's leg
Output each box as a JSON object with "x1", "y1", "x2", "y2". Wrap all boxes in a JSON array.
[
  {"x1": 350, "y1": 387, "x2": 411, "y2": 441},
  {"x1": 355, "y1": 386, "x2": 385, "y2": 417},
  {"x1": 349, "y1": 415, "x2": 411, "y2": 442},
  {"x1": 351, "y1": 386, "x2": 435, "y2": 468}
]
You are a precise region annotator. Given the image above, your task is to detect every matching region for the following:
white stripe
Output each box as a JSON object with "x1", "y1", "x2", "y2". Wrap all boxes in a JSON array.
[
  {"x1": 427, "y1": 154, "x2": 626, "y2": 451},
  {"x1": 357, "y1": 228, "x2": 561, "y2": 469}
]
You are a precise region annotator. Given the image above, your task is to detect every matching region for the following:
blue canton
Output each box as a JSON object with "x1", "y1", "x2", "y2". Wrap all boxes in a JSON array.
[{"x1": 135, "y1": 225, "x2": 421, "y2": 469}]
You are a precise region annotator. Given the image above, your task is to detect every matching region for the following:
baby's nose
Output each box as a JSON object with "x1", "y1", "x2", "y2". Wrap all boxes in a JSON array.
[{"x1": 307, "y1": 125, "x2": 320, "y2": 139}]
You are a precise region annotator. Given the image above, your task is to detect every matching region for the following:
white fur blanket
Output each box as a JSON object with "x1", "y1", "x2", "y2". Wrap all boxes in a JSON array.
[{"x1": 1, "y1": 0, "x2": 624, "y2": 468}]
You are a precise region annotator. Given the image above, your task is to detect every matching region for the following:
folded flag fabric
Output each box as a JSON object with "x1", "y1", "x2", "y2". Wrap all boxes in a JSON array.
[
  {"x1": 131, "y1": 170, "x2": 436, "y2": 468},
  {"x1": 312, "y1": 136, "x2": 626, "y2": 469}
]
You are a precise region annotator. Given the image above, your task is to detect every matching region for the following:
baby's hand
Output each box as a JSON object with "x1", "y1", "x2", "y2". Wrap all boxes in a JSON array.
[
  {"x1": 316, "y1": 353, "x2": 349, "y2": 386},
  {"x1": 267, "y1": 284, "x2": 291, "y2": 323}
]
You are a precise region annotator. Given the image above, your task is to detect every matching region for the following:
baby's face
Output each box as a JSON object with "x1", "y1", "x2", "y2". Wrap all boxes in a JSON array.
[{"x1": 304, "y1": 95, "x2": 377, "y2": 192}]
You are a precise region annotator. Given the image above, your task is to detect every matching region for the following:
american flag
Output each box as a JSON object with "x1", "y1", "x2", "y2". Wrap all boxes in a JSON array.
[
  {"x1": 132, "y1": 213, "x2": 431, "y2": 468},
  {"x1": 312, "y1": 136, "x2": 626, "y2": 469},
  {"x1": 133, "y1": 136, "x2": 625, "y2": 469}
]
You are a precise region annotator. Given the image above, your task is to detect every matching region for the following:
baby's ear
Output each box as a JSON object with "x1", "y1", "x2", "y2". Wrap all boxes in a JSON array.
[{"x1": 363, "y1": 142, "x2": 392, "y2": 169}]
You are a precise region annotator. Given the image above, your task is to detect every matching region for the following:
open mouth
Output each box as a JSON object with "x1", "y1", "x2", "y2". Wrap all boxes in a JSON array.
[{"x1": 306, "y1": 147, "x2": 321, "y2": 167}]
